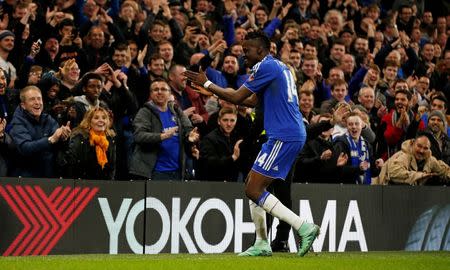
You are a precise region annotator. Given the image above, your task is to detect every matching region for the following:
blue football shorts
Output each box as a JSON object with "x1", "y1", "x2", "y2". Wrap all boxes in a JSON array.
[{"x1": 251, "y1": 138, "x2": 305, "y2": 180}]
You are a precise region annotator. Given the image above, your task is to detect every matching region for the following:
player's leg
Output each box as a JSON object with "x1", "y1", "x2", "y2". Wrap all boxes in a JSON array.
[
  {"x1": 238, "y1": 173, "x2": 274, "y2": 257},
  {"x1": 244, "y1": 139, "x2": 319, "y2": 257},
  {"x1": 245, "y1": 171, "x2": 304, "y2": 237},
  {"x1": 270, "y1": 169, "x2": 293, "y2": 252}
]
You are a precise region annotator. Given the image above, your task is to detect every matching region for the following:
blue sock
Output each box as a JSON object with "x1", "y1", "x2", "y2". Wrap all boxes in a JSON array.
[{"x1": 256, "y1": 191, "x2": 270, "y2": 207}]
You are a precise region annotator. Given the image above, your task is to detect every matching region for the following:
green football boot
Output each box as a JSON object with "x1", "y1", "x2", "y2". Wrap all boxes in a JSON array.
[
  {"x1": 238, "y1": 239, "x2": 272, "y2": 257},
  {"x1": 297, "y1": 223, "x2": 320, "y2": 257}
]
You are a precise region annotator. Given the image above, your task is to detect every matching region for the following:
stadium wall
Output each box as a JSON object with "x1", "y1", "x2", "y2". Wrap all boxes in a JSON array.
[{"x1": 0, "y1": 178, "x2": 448, "y2": 256}]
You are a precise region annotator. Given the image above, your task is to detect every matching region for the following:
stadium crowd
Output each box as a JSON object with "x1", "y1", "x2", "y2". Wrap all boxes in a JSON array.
[{"x1": 0, "y1": 0, "x2": 449, "y2": 185}]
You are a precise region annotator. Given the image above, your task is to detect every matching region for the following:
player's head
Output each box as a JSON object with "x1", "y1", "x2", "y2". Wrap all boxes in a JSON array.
[{"x1": 242, "y1": 31, "x2": 270, "y2": 67}]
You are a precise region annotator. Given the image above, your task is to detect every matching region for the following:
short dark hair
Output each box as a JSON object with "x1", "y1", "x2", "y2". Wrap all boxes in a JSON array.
[
  {"x1": 158, "y1": 40, "x2": 173, "y2": 50},
  {"x1": 255, "y1": 5, "x2": 269, "y2": 15},
  {"x1": 149, "y1": 78, "x2": 169, "y2": 91},
  {"x1": 304, "y1": 40, "x2": 317, "y2": 48},
  {"x1": 431, "y1": 94, "x2": 448, "y2": 108},
  {"x1": 114, "y1": 43, "x2": 128, "y2": 52},
  {"x1": 149, "y1": 53, "x2": 164, "y2": 63},
  {"x1": 80, "y1": 72, "x2": 104, "y2": 88},
  {"x1": 151, "y1": 20, "x2": 167, "y2": 29},
  {"x1": 331, "y1": 79, "x2": 348, "y2": 90},
  {"x1": 218, "y1": 107, "x2": 237, "y2": 119},
  {"x1": 415, "y1": 132, "x2": 431, "y2": 142},
  {"x1": 367, "y1": 63, "x2": 381, "y2": 74},
  {"x1": 169, "y1": 64, "x2": 185, "y2": 74},
  {"x1": 302, "y1": 54, "x2": 318, "y2": 62},
  {"x1": 331, "y1": 39, "x2": 346, "y2": 48},
  {"x1": 58, "y1": 18, "x2": 75, "y2": 31},
  {"x1": 245, "y1": 31, "x2": 271, "y2": 51},
  {"x1": 421, "y1": 42, "x2": 434, "y2": 50},
  {"x1": 394, "y1": 88, "x2": 412, "y2": 100},
  {"x1": 384, "y1": 60, "x2": 400, "y2": 68},
  {"x1": 399, "y1": 5, "x2": 412, "y2": 13}
]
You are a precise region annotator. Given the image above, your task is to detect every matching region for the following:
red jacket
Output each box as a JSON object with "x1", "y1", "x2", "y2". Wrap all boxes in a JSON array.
[
  {"x1": 185, "y1": 86, "x2": 209, "y2": 122},
  {"x1": 379, "y1": 109, "x2": 425, "y2": 160}
]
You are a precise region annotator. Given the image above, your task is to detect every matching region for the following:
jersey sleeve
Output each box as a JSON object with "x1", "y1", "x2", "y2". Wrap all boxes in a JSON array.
[{"x1": 243, "y1": 61, "x2": 277, "y2": 94}]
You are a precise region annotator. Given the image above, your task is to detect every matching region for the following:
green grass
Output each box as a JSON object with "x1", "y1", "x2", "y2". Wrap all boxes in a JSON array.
[{"x1": 0, "y1": 252, "x2": 448, "y2": 270}]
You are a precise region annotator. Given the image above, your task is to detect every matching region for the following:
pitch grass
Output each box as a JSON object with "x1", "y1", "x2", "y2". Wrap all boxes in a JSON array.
[{"x1": 0, "y1": 251, "x2": 449, "y2": 270}]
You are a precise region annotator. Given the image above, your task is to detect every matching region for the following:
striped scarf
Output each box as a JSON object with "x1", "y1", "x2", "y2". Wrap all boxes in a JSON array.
[{"x1": 346, "y1": 134, "x2": 371, "y2": 184}]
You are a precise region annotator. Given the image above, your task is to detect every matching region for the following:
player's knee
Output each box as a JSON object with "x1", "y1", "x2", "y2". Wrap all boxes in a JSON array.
[{"x1": 244, "y1": 186, "x2": 259, "y2": 202}]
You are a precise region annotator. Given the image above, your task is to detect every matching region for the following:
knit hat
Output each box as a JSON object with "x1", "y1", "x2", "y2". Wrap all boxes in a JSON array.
[
  {"x1": 428, "y1": 110, "x2": 448, "y2": 131},
  {"x1": 0, "y1": 30, "x2": 14, "y2": 41}
]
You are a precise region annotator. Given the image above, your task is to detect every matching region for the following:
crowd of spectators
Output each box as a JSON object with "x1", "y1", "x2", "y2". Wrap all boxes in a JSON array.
[{"x1": 0, "y1": 0, "x2": 449, "y2": 185}]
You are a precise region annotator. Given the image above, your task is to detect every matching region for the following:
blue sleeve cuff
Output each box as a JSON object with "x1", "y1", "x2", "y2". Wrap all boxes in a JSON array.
[
  {"x1": 25, "y1": 56, "x2": 35, "y2": 64},
  {"x1": 139, "y1": 66, "x2": 148, "y2": 76}
]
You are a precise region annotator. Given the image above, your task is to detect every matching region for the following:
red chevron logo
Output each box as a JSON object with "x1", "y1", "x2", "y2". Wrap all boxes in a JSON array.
[{"x1": 0, "y1": 185, "x2": 98, "y2": 256}]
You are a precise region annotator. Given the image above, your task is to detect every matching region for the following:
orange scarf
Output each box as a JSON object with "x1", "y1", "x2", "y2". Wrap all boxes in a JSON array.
[{"x1": 89, "y1": 129, "x2": 109, "y2": 169}]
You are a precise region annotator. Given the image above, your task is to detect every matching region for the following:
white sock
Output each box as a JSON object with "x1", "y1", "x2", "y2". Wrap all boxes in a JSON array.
[
  {"x1": 261, "y1": 193, "x2": 304, "y2": 231},
  {"x1": 249, "y1": 200, "x2": 267, "y2": 240}
]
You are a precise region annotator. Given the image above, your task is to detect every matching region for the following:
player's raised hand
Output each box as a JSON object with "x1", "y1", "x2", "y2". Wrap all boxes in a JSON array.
[
  {"x1": 183, "y1": 67, "x2": 209, "y2": 89},
  {"x1": 190, "y1": 83, "x2": 213, "y2": 96}
]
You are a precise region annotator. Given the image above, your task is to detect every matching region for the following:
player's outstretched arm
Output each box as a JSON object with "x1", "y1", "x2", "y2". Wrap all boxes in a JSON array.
[
  {"x1": 184, "y1": 69, "x2": 253, "y2": 105},
  {"x1": 242, "y1": 94, "x2": 258, "y2": 107}
]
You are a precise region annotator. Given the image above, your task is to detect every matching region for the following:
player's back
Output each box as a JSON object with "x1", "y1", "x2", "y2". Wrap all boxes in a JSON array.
[{"x1": 244, "y1": 55, "x2": 305, "y2": 141}]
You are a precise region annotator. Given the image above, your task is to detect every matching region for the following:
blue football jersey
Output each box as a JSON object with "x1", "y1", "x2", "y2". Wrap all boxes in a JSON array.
[{"x1": 243, "y1": 55, "x2": 305, "y2": 141}]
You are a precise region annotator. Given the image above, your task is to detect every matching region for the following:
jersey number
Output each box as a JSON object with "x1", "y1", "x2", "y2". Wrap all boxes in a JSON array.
[
  {"x1": 284, "y1": 70, "x2": 298, "y2": 103},
  {"x1": 257, "y1": 153, "x2": 268, "y2": 167}
]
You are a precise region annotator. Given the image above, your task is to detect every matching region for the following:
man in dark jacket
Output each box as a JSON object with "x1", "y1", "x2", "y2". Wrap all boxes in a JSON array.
[
  {"x1": 197, "y1": 107, "x2": 243, "y2": 181},
  {"x1": 129, "y1": 79, "x2": 199, "y2": 180},
  {"x1": 297, "y1": 114, "x2": 345, "y2": 183},
  {"x1": 9, "y1": 86, "x2": 70, "y2": 177},
  {"x1": 423, "y1": 110, "x2": 450, "y2": 165}
]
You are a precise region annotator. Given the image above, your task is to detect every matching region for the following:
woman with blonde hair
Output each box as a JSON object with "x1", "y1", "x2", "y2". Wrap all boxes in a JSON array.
[{"x1": 65, "y1": 107, "x2": 116, "y2": 180}]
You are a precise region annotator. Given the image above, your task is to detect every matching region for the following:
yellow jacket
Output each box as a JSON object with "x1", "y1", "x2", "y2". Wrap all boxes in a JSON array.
[{"x1": 374, "y1": 139, "x2": 450, "y2": 185}]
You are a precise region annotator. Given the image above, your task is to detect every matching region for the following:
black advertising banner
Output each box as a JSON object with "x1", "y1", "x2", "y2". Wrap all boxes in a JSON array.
[
  {"x1": 381, "y1": 186, "x2": 450, "y2": 251},
  {"x1": 72, "y1": 179, "x2": 146, "y2": 254},
  {"x1": 0, "y1": 178, "x2": 75, "y2": 255},
  {"x1": 290, "y1": 184, "x2": 384, "y2": 253},
  {"x1": 144, "y1": 181, "x2": 250, "y2": 254},
  {"x1": 0, "y1": 178, "x2": 448, "y2": 256}
]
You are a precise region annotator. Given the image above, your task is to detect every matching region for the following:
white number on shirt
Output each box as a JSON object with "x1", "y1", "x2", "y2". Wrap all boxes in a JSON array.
[{"x1": 284, "y1": 70, "x2": 298, "y2": 103}]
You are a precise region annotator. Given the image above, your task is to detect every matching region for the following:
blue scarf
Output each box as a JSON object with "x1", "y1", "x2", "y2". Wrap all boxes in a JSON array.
[{"x1": 346, "y1": 134, "x2": 371, "y2": 184}]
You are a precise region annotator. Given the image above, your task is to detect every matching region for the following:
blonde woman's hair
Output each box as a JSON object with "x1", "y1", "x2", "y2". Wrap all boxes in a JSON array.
[{"x1": 75, "y1": 107, "x2": 115, "y2": 137}]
